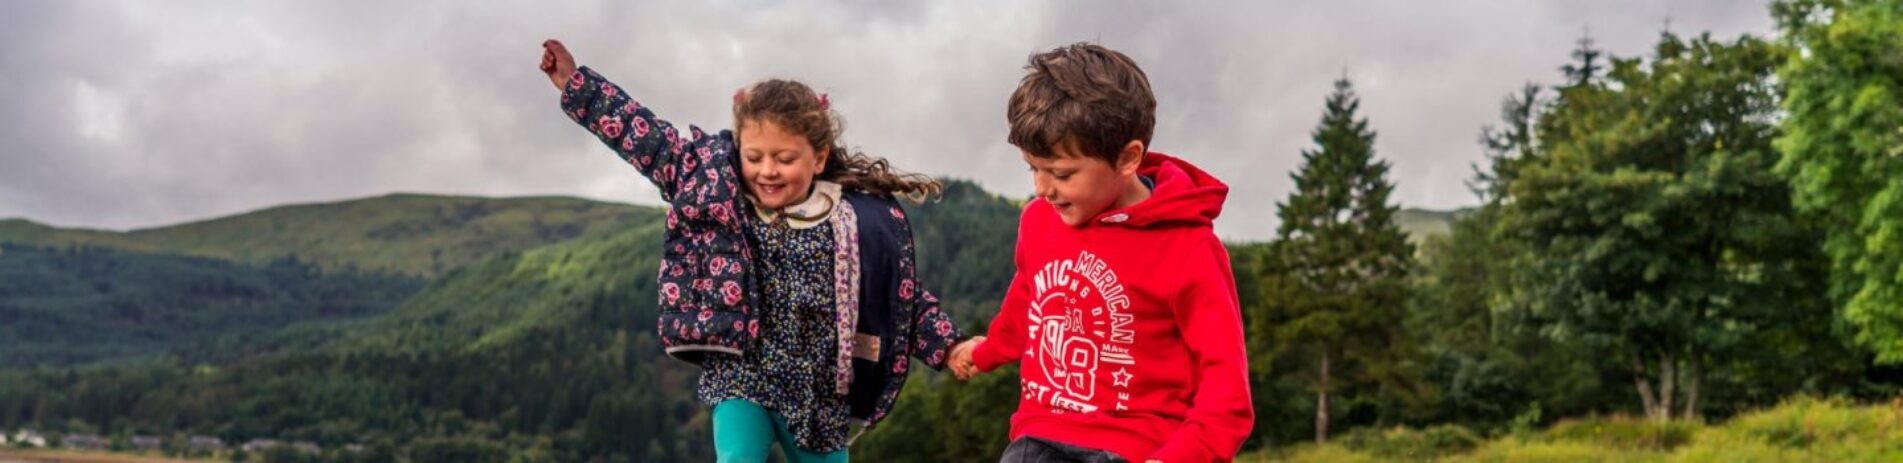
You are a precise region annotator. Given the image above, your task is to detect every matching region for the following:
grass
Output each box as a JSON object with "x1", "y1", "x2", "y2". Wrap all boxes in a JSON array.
[{"x1": 1242, "y1": 396, "x2": 1903, "y2": 462}]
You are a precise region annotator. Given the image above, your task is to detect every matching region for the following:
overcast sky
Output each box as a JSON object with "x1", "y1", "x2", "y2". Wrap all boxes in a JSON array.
[{"x1": 1, "y1": 0, "x2": 1778, "y2": 241}]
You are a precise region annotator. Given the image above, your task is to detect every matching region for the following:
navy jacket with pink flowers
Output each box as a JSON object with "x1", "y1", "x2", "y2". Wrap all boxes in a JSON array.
[{"x1": 558, "y1": 66, "x2": 964, "y2": 425}]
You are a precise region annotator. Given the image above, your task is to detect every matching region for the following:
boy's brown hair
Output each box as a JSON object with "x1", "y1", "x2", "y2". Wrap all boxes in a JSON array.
[{"x1": 1007, "y1": 42, "x2": 1157, "y2": 164}]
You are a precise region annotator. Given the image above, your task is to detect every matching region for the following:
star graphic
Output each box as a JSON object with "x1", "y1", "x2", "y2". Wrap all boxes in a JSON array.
[{"x1": 1112, "y1": 368, "x2": 1133, "y2": 387}]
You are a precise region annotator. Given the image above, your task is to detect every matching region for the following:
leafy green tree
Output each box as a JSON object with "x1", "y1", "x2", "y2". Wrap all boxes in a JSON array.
[
  {"x1": 1494, "y1": 32, "x2": 1827, "y2": 421},
  {"x1": 406, "y1": 436, "x2": 508, "y2": 463},
  {"x1": 1773, "y1": 0, "x2": 1903, "y2": 362},
  {"x1": 853, "y1": 369, "x2": 1018, "y2": 462}
]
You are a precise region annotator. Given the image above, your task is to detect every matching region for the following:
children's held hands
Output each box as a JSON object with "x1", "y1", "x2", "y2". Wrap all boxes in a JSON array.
[
  {"x1": 540, "y1": 39, "x2": 577, "y2": 91},
  {"x1": 949, "y1": 336, "x2": 985, "y2": 380}
]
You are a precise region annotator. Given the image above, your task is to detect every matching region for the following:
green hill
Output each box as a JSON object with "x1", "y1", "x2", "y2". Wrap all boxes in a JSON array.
[
  {"x1": 338, "y1": 179, "x2": 1020, "y2": 355},
  {"x1": 1396, "y1": 207, "x2": 1462, "y2": 245},
  {"x1": 0, "y1": 179, "x2": 1026, "y2": 461},
  {"x1": 0, "y1": 243, "x2": 425, "y2": 368},
  {"x1": 0, "y1": 184, "x2": 1484, "y2": 460},
  {"x1": 0, "y1": 193, "x2": 661, "y2": 369},
  {"x1": 0, "y1": 194, "x2": 657, "y2": 277}
]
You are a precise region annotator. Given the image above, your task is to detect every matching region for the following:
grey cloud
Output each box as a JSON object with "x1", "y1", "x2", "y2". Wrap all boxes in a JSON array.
[{"x1": 0, "y1": 0, "x2": 1775, "y2": 240}]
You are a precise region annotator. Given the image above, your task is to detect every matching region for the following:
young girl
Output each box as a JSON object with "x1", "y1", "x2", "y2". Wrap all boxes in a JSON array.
[{"x1": 538, "y1": 40, "x2": 973, "y2": 462}]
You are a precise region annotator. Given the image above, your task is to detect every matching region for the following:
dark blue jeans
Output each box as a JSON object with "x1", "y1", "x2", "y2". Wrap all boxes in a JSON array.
[{"x1": 999, "y1": 436, "x2": 1128, "y2": 463}]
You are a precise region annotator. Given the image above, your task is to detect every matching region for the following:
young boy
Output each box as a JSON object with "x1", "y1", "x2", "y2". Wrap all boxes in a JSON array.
[{"x1": 948, "y1": 43, "x2": 1254, "y2": 463}]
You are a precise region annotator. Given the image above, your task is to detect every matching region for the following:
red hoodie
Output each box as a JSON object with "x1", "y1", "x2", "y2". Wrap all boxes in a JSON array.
[{"x1": 973, "y1": 152, "x2": 1254, "y2": 462}]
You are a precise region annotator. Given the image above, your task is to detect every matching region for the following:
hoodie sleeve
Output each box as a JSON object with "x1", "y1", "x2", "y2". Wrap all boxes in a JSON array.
[
  {"x1": 1149, "y1": 237, "x2": 1255, "y2": 462},
  {"x1": 558, "y1": 66, "x2": 708, "y2": 202},
  {"x1": 972, "y1": 220, "x2": 1034, "y2": 372}
]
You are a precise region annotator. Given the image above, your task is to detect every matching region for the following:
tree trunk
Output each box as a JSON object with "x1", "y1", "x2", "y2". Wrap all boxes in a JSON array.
[
  {"x1": 1682, "y1": 353, "x2": 1701, "y2": 421},
  {"x1": 1658, "y1": 350, "x2": 1677, "y2": 422},
  {"x1": 1633, "y1": 356, "x2": 1660, "y2": 421},
  {"x1": 1317, "y1": 352, "x2": 1331, "y2": 444}
]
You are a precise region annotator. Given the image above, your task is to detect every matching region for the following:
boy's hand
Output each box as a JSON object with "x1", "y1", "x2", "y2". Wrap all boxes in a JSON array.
[
  {"x1": 540, "y1": 39, "x2": 577, "y2": 91},
  {"x1": 949, "y1": 336, "x2": 985, "y2": 380}
]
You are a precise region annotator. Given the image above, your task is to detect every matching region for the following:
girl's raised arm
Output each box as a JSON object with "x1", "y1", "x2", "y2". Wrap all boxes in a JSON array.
[{"x1": 542, "y1": 39, "x2": 713, "y2": 202}]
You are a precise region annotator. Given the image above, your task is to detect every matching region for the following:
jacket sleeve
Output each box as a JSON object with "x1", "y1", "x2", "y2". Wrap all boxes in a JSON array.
[
  {"x1": 558, "y1": 65, "x2": 711, "y2": 202},
  {"x1": 1148, "y1": 238, "x2": 1255, "y2": 462},
  {"x1": 889, "y1": 201, "x2": 963, "y2": 370}
]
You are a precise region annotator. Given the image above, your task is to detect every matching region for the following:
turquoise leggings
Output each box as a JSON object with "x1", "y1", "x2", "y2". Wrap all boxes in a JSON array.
[{"x1": 713, "y1": 399, "x2": 849, "y2": 463}]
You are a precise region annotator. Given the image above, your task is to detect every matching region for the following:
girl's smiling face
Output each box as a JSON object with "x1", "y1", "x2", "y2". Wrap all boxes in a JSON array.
[{"x1": 738, "y1": 118, "x2": 828, "y2": 209}]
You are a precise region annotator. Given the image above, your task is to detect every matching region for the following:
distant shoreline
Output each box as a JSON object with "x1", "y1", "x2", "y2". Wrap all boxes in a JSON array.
[{"x1": 0, "y1": 449, "x2": 205, "y2": 463}]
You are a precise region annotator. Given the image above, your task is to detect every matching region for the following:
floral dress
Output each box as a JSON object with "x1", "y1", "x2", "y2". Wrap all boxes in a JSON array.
[{"x1": 697, "y1": 217, "x2": 852, "y2": 452}]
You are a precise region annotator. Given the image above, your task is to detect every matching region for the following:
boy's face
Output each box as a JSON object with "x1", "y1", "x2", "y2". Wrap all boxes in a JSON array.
[
  {"x1": 739, "y1": 119, "x2": 828, "y2": 210},
  {"x1": 1021, "y1": 140, "x2": 1143, "y2": 226}
]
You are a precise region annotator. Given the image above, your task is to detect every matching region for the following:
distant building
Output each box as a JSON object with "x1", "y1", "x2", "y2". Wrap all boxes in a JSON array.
[
  {"x1": 187, "y1": 435, "x2": 227, "y2": 453},
  {"x1": 63, "y1": 433, "x2": 107, "y2": 450},
  {"x1": 131, "y1": 435, "x2": 163, "y2": 451},
  {"x1": 16, "y1": 430, "x2": 47, "y2": 447},
  {"x1": 241, "y1": 438, "x2": 281, "y2": 453}
]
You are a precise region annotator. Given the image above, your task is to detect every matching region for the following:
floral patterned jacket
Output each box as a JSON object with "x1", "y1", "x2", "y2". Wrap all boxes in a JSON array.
[{"x1": 558, "y1": 66, "x2": 964, "y2": 425}]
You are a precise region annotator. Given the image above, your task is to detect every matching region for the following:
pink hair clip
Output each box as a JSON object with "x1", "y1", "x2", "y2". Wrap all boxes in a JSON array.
[
  {"x1": 733, "y1": 88, "x2": 747, "y2": 106},
  {"x1": 818, "y1": 93, "x2": 830, "y2": 109}
]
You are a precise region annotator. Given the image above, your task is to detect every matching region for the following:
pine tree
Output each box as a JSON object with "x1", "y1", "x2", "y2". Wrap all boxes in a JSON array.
[
  {"x1": 1560, "y1": 32, "x2": 1604, "y2": 86},
  {"x1": 1256, "y1": 77, "x2": 1417, "y2": 443}
]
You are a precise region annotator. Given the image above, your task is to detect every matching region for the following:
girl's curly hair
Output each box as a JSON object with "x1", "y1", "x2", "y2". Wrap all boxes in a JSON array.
[{"x1": 732, "y1": 79, "x2": 942, "y2": 203}]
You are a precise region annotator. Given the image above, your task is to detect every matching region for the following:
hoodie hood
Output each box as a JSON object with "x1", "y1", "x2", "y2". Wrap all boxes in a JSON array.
[{"x1": 1090, "y1": 151, "x2": 1229, "y2": 228}]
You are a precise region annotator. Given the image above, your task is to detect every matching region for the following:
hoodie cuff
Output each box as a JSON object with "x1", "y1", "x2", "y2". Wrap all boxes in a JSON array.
[{"x1": 972, "y1": 338, "x2": 1011, "y2": 372}]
